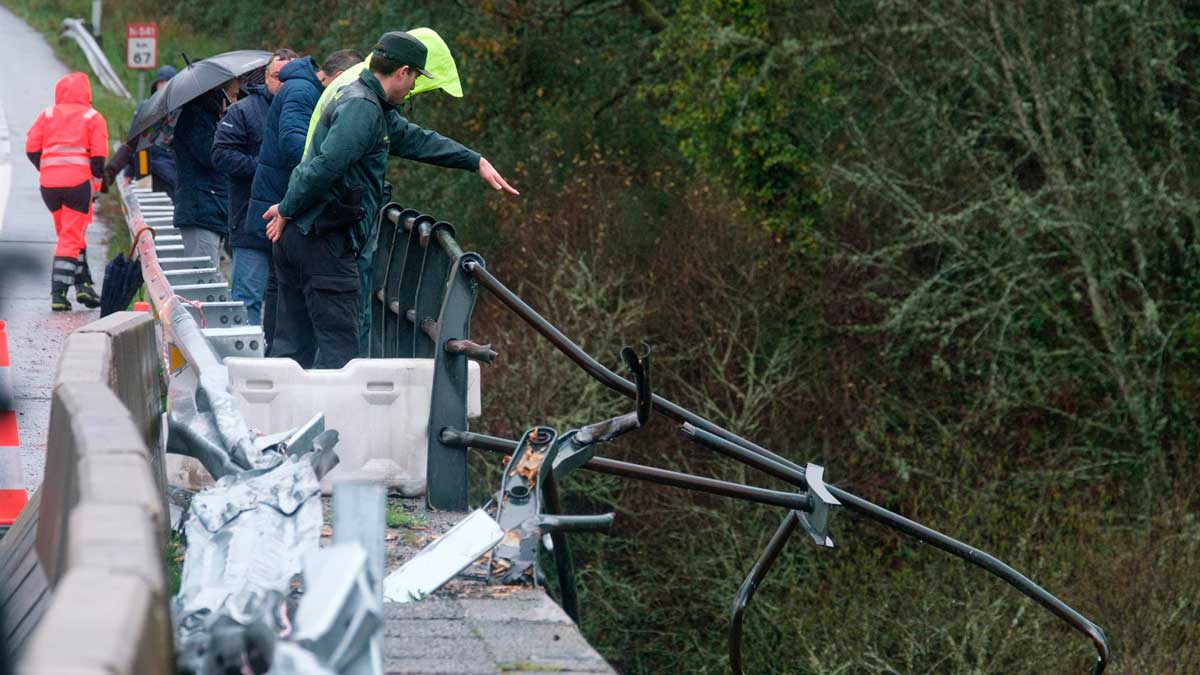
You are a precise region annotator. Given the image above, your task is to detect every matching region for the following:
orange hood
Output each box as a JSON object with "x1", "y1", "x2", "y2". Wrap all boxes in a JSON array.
[{"x1": 54, "y1": 72, "x2": 92, "y2": 107}]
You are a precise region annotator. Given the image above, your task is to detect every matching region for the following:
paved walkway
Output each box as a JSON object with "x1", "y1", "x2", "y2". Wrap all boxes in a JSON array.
[
  {"x1": 322, "y1": 495, "x2": 616, "y2": 675},
  {"x1": 0, "y1": 4, "x2": 111, "y2": 492},
  {"x1": 383, "y1": 590, "x2": 614, "y2": 675}
]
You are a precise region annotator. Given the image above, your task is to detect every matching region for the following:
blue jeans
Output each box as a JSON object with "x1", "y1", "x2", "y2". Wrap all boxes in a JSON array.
[{"x1": 231, "y1": 247, "x2": 270, "y2": 325}]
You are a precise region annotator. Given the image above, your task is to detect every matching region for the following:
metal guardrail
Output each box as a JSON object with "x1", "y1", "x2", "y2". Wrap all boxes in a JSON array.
[
  {"x1": 369, "y1": 203, "x2": 1112, "y2": 674},
  {"x1": 58, "y1": 18, "x2": 131, "y2": 99},
  {"x1": 118, "y1": 179, "x2": 261, "y2": 475}
]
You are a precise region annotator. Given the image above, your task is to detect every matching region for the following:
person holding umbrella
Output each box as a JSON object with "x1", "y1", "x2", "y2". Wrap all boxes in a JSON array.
[
  {"x1": 263, "y1": 31, "x2": 518, "y2": 370},
  {"x1": 120, "y1": 50, "x2": 273, "y2": 267}
]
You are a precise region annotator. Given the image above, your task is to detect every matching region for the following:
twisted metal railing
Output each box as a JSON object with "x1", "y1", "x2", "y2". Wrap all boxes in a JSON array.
[
  {"x1": 117, "y1": 179, "x2": 384, "y2": 675},
  {"x1": 369, "y1": 202, "x2": 1111, "y2": 674}
]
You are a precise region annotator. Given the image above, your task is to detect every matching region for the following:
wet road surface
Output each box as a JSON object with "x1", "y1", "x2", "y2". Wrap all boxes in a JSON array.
[{"x1": 0, "y1": 5, "x2": 112, "y2": 491}]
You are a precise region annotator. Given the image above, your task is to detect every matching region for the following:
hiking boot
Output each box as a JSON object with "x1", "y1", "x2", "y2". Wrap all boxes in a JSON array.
[
  {"x1": 74, "y1": 249, "x2": 101, "y2": 308},
  {"x1": 75, "y1": 283, "x2": 100, "y2": 308},
  {"x1": 51, "y1": 288, "x2": 71, "y2": 311}
]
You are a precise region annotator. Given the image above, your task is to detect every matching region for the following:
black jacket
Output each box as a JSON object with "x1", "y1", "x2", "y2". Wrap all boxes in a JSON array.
[
  {"x1": 213, "y1": 84, "x2": 271, "y2": 250},
  {"x1": 173, "y1": 92, "x2": 229, "y2": 234}
]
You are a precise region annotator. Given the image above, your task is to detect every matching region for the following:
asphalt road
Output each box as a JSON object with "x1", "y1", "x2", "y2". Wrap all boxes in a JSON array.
[{"x1": 0, "y1": 5, "x2": 112, "y2": 492}]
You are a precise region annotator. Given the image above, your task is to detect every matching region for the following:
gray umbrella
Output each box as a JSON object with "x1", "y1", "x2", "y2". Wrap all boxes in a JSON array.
[{"x1": 128, "y1": 49, "x2": 271, "y2": 139}]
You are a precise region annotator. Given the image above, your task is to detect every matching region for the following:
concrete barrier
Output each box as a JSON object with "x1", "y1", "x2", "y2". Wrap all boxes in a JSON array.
[
  {"x1": 59, "y1": 312, "x2": 166, "y2": 500},
  {"x1": 0, "y1": 312, "x2": 172, "y2": 672},
  {"x1": 0, "y1": 492, "x2": 48, "y2": 666}
]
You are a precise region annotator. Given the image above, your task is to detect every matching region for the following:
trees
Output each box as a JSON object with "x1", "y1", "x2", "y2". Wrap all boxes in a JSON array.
[{"x1": 87, "y1": 0, "x2": 1200, "y2": 670}]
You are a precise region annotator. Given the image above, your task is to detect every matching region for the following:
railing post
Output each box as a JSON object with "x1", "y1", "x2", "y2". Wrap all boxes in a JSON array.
[
  {"x1": 411, "y1": 222, "x2": 457, "y2": 359},
  {"x1": 425, "y1": 252, "x2": 485, "y2": 511},
  {"x1": 369, "y1": 204, "x2": 401, "y2": 358},
  {"x1": 390, "y1": 214, "x2": 433, "y2": 358}
]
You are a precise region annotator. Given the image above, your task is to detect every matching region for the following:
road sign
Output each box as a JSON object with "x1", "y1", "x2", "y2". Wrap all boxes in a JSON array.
[{"x1": 125, "y1": 22, "x2": 157, "y2": 70}]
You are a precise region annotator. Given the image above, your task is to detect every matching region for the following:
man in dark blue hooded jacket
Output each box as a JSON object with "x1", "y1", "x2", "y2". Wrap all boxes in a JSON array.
[
  {"x1": 215, "y1": 49, "x2": 295, "y2": 324},
  {"x1": 246, "y1": 49, "x2": 361, "y2": 346}
]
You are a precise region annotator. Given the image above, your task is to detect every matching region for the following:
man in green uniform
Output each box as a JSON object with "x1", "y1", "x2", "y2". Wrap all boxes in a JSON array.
[
  {"x1": 264, "y1": 31, "x2": 517, "y2": 369},
  {"x1": 303, "y1": 28, "x2": 466, "y2": 356}
]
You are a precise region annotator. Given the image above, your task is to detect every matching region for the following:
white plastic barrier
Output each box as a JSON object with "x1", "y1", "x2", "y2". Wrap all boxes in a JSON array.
[{"x1": 226, "y1": 358, "x2": 481, "y2": 494}]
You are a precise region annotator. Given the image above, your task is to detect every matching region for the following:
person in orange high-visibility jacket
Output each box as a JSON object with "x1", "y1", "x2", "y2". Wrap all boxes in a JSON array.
[{"x1": 25, "y1": 72, "x2": 108, "y2": 311}]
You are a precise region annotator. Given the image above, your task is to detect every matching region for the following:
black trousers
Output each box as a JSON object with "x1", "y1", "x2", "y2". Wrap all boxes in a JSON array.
[{"x1": 271, "y1": 224, "x2": 360, "y2": 370}]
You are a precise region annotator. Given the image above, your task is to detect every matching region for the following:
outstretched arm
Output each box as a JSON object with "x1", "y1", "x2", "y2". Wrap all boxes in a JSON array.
[{"x1": 387, "y1": 113, "x2": 518, "y2": 195}]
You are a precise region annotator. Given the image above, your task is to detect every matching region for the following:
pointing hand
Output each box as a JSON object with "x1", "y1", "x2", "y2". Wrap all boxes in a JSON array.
[{"x1": 478, "y1": 157, "x2": 519, "y2": 196}]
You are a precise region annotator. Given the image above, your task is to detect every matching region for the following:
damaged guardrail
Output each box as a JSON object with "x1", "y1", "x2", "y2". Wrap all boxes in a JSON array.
[
  {"x1": 370, "y1": 203, "x2": 1111, "y2": 675},
  {"x1": 117, "y1": 180, "x2": 384, "y2": 675}
]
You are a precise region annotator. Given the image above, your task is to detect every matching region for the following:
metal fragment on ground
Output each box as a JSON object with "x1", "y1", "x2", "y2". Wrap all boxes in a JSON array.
[
  {"x1": 177, "y1": 455, "x2": 323, "y2": 620},
  {"x1": 383, "y1": 509, "x2": 505, "y2": 603},
  {"x1": 292, "y1": 543, "x2": 383, "y2": 675}
]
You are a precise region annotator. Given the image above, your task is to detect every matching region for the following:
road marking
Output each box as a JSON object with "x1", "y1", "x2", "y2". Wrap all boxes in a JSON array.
[{"x1": 0, "y1": 99, "x2": 10, "y2": 236}]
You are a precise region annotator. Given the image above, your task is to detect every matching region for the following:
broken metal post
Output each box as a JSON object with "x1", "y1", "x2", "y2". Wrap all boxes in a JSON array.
[
  {"x1": 730, "y1": 511, "x2": 800, "y2": 675},
  {"x1": 541, "y1": 471, "x2": 579, "y2": 622},
  {"x1": 383, "y1": 509, "x2": 504, "y2": 603},
  {"x1": 293, "y1": 544, "x2": 384, "y2": 675},
  {"x1": 444, "y1": 338, "x2": 498, "y2": 364},
  {"x1": 333, "y1": 478, "x2": 387, "y2": 607},
  {"x1": 419, "y1": 318, "x2": 438, "y2": 343}
]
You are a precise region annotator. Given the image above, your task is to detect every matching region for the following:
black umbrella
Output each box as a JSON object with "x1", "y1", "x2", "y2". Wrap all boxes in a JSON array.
[{"x1": 128, "y1": 49, "x2": 271, "y2": 139}]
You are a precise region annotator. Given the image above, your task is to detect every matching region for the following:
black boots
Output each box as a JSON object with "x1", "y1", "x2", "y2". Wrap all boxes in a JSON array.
[
  {"x1": 51, "y1": 256, "x2": 75, "y2": 311},
  {"x1": 50, "y1": 251, "x2": 100, "y2": 311},
  {"x1": 74, "y1": 248, "x2": 100, "y2": 308}
]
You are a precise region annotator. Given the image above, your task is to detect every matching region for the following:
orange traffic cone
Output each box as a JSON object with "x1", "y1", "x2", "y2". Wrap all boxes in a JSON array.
[
  {"x1": 0, "y1": 321, "x2": 8, "y2": 411},
  {"x1": 0, "y1": 321, "x2": 28, "y2": 527}
]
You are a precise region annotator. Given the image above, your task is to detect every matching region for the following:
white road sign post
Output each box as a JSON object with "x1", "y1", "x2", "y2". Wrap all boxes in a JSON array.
[{"x1": 126, "y1": 22, "x2": 157, "y2": 100}]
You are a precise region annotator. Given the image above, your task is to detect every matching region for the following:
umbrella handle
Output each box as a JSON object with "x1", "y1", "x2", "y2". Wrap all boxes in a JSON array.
[{"x1": 130, "y1": 226, "x2": 156, "y2": 258}]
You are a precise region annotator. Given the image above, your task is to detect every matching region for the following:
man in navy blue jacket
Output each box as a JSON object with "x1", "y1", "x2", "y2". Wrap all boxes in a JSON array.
[
  {"x1": 214, "y1": 49, "x2": 295, "y2": 325},
  {"x1": 246, "y1": 49, "x2": 361, "y2": 350}
]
